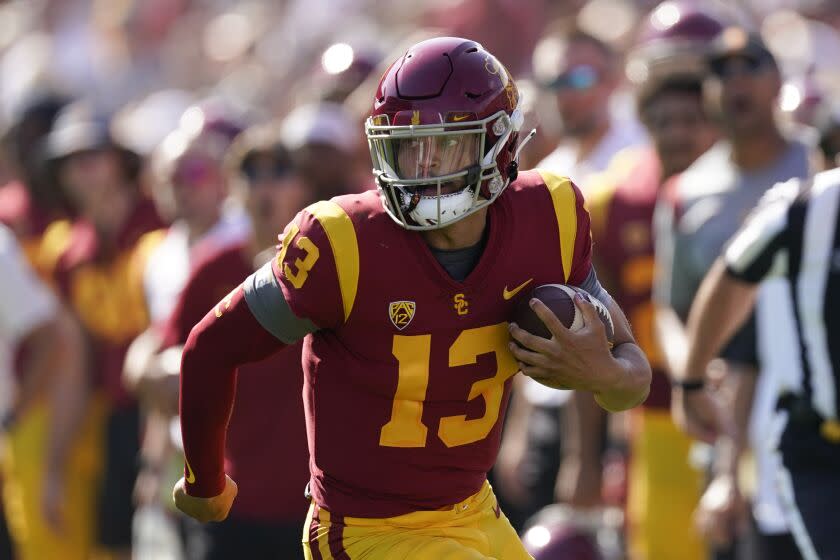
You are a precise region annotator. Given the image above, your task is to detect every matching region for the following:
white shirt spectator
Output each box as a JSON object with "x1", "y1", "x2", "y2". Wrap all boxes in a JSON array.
[
  {"x1": 144, "y1": 204, "x2": 251, "y2": 325},
  {"x1": 0, "y1": 224, "x2": 57, "y2": 419},
  {"x1": 537, "y1": 117, "x2": 647, "y2": 190}
]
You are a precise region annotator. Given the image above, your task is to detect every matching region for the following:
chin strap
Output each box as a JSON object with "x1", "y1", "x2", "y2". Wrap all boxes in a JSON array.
[
  {"x1": 513, "y1": 128, "x2": 537, "y2": 161},
  {"x1": 507, "y1": 128, "x2": 537, "y2": 182}
]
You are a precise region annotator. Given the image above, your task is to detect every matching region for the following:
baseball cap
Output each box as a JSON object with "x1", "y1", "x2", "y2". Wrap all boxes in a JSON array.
[{"x1": 706, "y1": 26, "x2": 777, "y2": 67}]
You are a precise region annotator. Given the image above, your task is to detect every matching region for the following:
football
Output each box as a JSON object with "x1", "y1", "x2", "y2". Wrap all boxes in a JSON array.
[{"x1": 511, "y1": 284, "x2": 615, "y2": 344}]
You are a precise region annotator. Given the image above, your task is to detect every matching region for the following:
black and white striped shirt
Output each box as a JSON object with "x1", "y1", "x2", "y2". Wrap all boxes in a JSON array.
[{"x1": 725, "y1": 167, "x2": 840, "y2": 421}]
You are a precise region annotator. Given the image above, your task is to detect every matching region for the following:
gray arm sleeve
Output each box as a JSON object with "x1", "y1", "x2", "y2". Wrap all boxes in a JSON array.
[
  {"x1": 243, "y1": 261, "x2": 318, "y2": 344},
  {"x1": 575, "y1": 266, "x2": 611, "y2": 309}
]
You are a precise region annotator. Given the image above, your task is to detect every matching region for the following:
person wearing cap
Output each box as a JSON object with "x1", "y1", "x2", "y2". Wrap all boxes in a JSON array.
[
  {"x1": 144, "y1": 124, "x2": 313, "y2": 558},
  {"x1": 0, "y1": 91, "x2": 71, "y2": 271},
  {"x1": 0, "y1": 90, "x2": 72, "y2": 560},
  {"x1": 138, "y1": 124, "x2": 250, "y2": 328},
  {"x1": 280, "y1": 102, "x2": 365, "y2": 199},
  {"x1": 497, "y1": 4, "x2": 723, "y2": 556},
  {"x1": 577, "y1": 26, "x2": 720, "y2": 560},
  {"x1": 494, "y1": 23, "x2": 649, "y2": 533},
  {"x1": 656, "y1": 26, "x2": 815, "y2": 557},
  {"x1": 122, "y1": 118, "x2": 251, "y2": 556},
  {"x1": 534, "y1": 23, "x2": 647, "y2": 189},
  {"x1": 41, "y1": 101, "x2": 164, "y2": 559}
]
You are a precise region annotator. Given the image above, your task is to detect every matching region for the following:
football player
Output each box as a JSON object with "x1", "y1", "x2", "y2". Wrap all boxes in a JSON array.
[{"x1": 174, "y1": 37, "x2": 651, "y2": 559}]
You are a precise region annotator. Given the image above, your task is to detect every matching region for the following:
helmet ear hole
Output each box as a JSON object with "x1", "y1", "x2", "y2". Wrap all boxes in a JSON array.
[{"x1": 507, "y1": 161, "x2": 519, "y2": 182}]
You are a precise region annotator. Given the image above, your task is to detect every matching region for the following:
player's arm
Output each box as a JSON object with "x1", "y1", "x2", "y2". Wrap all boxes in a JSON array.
[
  {"x1": 176, "y1": 203, "x2": 352, "y2": 522},
  {"x1": 651, "y1": 189, "x2": 694, "y2": 379},
  {"x1": 680, "y1": 180, "x2": 795, "y2": 539},
  {"x1": 509, "y1": 176, "x2": 651, "y2": 412},
  {"x1": 174, "y1": 283, "x2": 288, "y2": 521},
  {"x1": 674, "y1": 186, "x2": 792, "y2": 441}
]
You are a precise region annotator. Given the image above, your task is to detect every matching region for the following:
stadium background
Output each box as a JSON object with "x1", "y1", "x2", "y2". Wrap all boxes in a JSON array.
[{"x1": 1, "y1": 0, "x2": 840, "y2": 559}]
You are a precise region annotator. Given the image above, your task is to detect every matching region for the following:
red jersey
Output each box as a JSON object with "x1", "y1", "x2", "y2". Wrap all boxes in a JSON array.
[
  {"x1": 49, "y1": 199, "x2": 164, "y2": 407},
  {"x1": 272, "y1": 169, "x2": 592, "y2": 517},
  {"x1": 587, "y1": 148, "x2": 668, "y2": 409},
  {"x1": 161, "y1": 243, "x2": 309, "y2": 523}
]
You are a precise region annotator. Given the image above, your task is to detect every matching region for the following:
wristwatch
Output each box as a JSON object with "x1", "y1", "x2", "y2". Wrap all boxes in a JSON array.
[{"x1": 671, "y1": 379, "x2": 705, "y2": 392}]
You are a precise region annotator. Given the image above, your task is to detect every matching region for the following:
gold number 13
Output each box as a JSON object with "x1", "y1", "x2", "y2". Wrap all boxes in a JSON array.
[
  {"x1": 379, "y1": 323, "x2": 518, "y2": 449},
  {"x1": 278, "y1": 224, "x2": 320, "y2": 289}
]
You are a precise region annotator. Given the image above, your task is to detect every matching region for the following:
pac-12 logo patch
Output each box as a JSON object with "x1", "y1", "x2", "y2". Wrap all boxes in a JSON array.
[{"x1": 389, "y1": 301, "x2": 416, "y2": 330}]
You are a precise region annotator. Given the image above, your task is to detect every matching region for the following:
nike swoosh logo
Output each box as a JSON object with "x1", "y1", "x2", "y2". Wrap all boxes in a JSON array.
[
  {"x1": 503, "y1": 278, "x2": 533, "y2": 300},
  {"x1": 452, "y1": 114, "x2": 470, "y2": 121},
  {"x1": 185, "y1": 460, "x2": 196, "y2": 484}
]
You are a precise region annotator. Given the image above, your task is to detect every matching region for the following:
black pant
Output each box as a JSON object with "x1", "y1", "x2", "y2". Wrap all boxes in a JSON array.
[
  {"x1": 97, "y1": 405, "x2": 140, "y2": 550},
  {"x1": 491, "y1": 403, "x2": 563, "y2": 532},
  {"x1": 709, "y1": 515, "x2": 802, "y2": 560},
  {"x1": 780, "y1": 420, "x2": 840, "y2": 560},
  {"x1": 753, "y1": 530, "x2": 803, "y2": 560},
  {"x1": 0, "y1": 497, "x2": 13, "y2": 560},
  {"x1": 785, "y1": 467, "x2": 840, "y2": 559},
  {"x1": 196, "y1": 516, "x2": 303, "y2": 560}
]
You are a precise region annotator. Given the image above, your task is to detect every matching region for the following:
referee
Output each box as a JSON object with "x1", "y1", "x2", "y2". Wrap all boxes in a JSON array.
[{"x1": 674, "y1": 167, "x2": 840, "y2": 560}]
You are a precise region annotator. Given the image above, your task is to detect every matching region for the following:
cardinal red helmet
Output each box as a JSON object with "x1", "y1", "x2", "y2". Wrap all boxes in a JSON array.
[
  {"x1": 366, "y1": 37, "x2": 528, "y2": 230},
  {"x1": 524, "y1": 525, "x2": 602, "y2": 560},
  {"x1": 521, "y1": 504, "x2": 624, "y2": 560}
]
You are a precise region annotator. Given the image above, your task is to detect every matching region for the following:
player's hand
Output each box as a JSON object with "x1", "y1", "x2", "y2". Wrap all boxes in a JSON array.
[
  {"x1": 509, "y1": 295, "x2": 616, "y2": 393},
  {"x1": 172, "y1": 475, "x2": 238, "y2": 523},
  {"x1": 694, "y1": 474, "x2": 749, "y2": 547},
  {"x1": 671, "y1": 387, "x2": 729, "y2": 444}
]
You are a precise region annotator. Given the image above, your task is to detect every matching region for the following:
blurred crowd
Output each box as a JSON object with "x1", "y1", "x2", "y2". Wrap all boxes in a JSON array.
[{"x1": 1, "y1": 0, "x2": 840, "y2": 559}]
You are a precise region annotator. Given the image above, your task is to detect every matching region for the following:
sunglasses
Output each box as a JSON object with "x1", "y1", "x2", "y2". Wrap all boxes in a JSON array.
[
  {"x1": 240, "y1": 159, "x2": 293, "y2": 184},
  {"x1": 548, "y1": 64, "x2": 600, "y2": 91},
  {"x1": 172, "y1": 157, "x2": 218, "y2": 187},
  {"x1": 709, "y1": 55, "x2": 773, "y2": 79}
]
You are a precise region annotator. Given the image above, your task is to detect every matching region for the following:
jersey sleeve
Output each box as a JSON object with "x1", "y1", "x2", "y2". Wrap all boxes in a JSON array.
[
  {"x1": 180, "y1": 283, "x2": 287, "y2": 497},
  {"x1": 267, "y1": 200, "x2": 360, "y2": 330},
  {"x1": 0, "y1": 225, "x2": 57, "y2": 342},
  {"x1": 536, "y1": 170, "x2": 594, "y2": 286},
  {"x1": 724, "y1": 180, "x2": 797, "y2": 284}
]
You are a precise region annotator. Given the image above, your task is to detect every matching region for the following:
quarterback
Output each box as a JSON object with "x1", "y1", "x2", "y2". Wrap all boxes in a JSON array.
[{"x1": 174, "y1": 37, "x2": 651, "y2": 559}]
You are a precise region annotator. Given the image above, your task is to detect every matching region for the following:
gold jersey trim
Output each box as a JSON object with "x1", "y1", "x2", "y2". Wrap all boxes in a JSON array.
[
  {"x1": 536, "y1": 170, "x2": 578, "y2": 283},
  {"x1": 305, "y1": 200, "x2": 360, "y2": 322}
]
